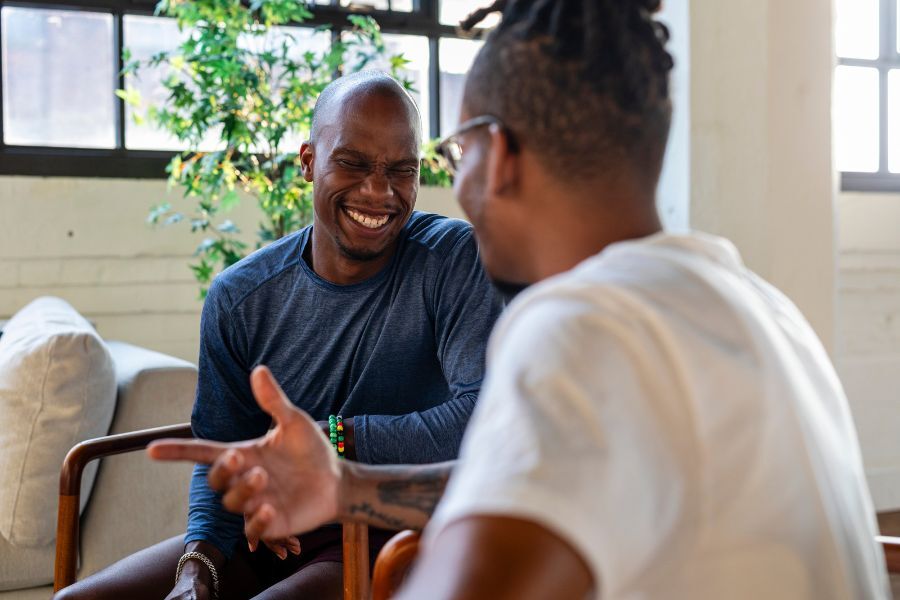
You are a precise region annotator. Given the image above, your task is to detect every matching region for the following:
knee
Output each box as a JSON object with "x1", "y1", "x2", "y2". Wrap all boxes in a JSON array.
[
  {"x1": 52, "y1": 583, "x2": 101, "y2": 600},
  {"x1": 52, "y1": 587, "x2": 79, "y2": 600}
]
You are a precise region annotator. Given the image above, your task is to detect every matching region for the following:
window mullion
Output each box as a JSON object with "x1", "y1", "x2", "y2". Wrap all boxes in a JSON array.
[
  {"x1": 114, "y1": 10, "x2": 125, "y2": 151},
  {"x1": 0, "y1": 3, "x2": 5, "y2": 148},
  {"x1": 429, "y1": 36, "x2": 440, "y2": 137},
  {"x1": 880, "y1": 0, "x2": 892, "y2": 174},
  {"x1": 888, "y1": 0, "x2": 898, "y2": 58},
  {"x1": 419, "y1": 0, "x2": 438, "y2": 21}
]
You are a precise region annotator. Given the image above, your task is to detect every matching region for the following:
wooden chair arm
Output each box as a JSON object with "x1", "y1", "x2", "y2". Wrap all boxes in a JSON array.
[
  {"x1": 878, "y1": 536, "x2": 900, "y2": 573},
  {"x1": 53, "y1": 423, "x2": 371, "y2": 600},
  {"x1": 367, "y1": 532, "x2": 899, "y2": 599},
  {"x1": 54, "y1": 423, "x2": 194, "y2": 592},
  {"x1": 371, "y1": 530, "x2": 421, "y2": 600}
]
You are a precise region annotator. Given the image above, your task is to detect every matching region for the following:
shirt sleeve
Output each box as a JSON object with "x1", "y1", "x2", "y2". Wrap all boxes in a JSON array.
[
  {"x1": 423, "y1": 291, "x2": 696, "y2": 595},
  {"x1": 354, "y1": 230, "x2": 504, "y2": 464},
  {"x1": 185, "y1": 279, "x2": 270, "y2": 558}
]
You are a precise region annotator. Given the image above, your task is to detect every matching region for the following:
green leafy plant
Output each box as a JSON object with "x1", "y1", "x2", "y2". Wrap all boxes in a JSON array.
[{"x1": 121, "y1": 0, "x2": 451, "y2": 298}]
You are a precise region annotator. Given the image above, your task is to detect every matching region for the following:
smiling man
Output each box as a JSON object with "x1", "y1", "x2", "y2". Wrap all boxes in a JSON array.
[{"x1": 54, "y1": 72, "x2": 503, "y2": 600}]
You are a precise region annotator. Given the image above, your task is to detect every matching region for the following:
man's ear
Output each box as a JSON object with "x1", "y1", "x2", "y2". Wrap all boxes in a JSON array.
[
  {"x1": 485, "y1": 124, "x2": 518, "y2": 197},
  {"x1": 300, "y1": 142, "x2": 315, "y2": 182}
]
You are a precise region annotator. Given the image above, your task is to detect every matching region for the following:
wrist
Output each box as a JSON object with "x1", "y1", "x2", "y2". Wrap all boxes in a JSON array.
[
  {"x1": 323, "y1": 415, "x2": 357, "y2": 460},
  {"x1": 336, "y1": 459, "x2": 360, "y2": 522},
  {"x1": 177, "y1": 559, "x2": 212, "y2": 586},
  {"x1": 179, "y1": 541, "x2": 224, "y2": 588}
]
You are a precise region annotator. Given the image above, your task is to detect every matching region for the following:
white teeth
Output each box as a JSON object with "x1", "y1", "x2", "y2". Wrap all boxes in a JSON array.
[{"x1": 346, "y1": 208, "x2": 390, "y2": 229}]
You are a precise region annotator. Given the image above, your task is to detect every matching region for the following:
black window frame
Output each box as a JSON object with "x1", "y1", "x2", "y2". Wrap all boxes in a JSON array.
[
  {"x1": 840, "y1": 0, "x2": 900, "y2": 192},
  {"x1": 0, "y1": 0, "x2": 480, "y2": 178}
]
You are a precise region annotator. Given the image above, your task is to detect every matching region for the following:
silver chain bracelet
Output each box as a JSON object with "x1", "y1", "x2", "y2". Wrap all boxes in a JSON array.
[{"x1": 175, "y1": 551, "x2": 220, "y2": 600}]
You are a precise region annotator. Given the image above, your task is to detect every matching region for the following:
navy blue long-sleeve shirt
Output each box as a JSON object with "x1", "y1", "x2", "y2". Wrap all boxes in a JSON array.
[{"x1": 185, "y1": 212, "x2": 503, "y2": 556}]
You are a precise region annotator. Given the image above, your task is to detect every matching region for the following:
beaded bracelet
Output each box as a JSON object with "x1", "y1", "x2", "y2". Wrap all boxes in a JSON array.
[{"x1": 328, "y1": 414, "x2": 346, "y2": 459}]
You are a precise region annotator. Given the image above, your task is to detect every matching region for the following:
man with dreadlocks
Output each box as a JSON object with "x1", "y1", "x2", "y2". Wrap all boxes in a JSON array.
[{"x1": 150, "y1": 1, "x2": 890, "y2": 598}]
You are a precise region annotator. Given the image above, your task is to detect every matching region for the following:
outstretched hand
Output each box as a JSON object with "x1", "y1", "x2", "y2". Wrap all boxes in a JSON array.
[{"x1": 148, "y1": 366, "x2": 342, "y2": 541}]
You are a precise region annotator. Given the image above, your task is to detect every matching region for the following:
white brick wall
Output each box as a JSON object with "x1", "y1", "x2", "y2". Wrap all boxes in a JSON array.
[
  {"x1": 837, "y1": 192, "x2": 900, "y2": 510},
  {"x1": 0, "y1": 176, "x2": 461, "y2": 364}
]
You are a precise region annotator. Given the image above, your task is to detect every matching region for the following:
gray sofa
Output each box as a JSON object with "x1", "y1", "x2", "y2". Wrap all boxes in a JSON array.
[{"x1": 0, "y1": 341, "x2": 197, "y2": 599}]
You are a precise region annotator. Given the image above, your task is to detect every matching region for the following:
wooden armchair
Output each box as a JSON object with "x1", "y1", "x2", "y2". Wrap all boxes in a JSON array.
[
  {"x1": 369, "y1": 532, "x2": 900, "y2": 600},
  {"x1": 57, "y1": 424, "x2": 900, "y2": 600},
  {"x1": 53, "y1": 423, "x2": 373, "y2": 600}
]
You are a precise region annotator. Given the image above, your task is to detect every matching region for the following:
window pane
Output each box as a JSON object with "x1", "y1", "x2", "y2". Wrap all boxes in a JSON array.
[
  {"x1": 124, "y1": 20, "x2": 329, "y2": 152},
  {"x1": 440, "y1": 0, "x2": 500, "y2": 28},
  {"x1": 342, "y1": 31, "x2": 430, "y2": 137},
  {"x1": 242, "y1": 26, "x2": 331, "y2": 152},
  {"x1": 889, "y1": 70, "x2": 900, "y2": 173},
  {"x1": 834, "y1": 66, "x2": 880, "y2": 173},
  {"x1": 835, "y1": 0, "x2": 879, "y2": 59},
  {"x1": 439, "y1": 38, "x2": 483, "y2": 135},
  {"x1": 123, "y1": 16, "x2": 188, "y2": 150},
  {"x1": 1, "y1": 7, "x2": 115, "y2": 148},
  {"x1": 377, "y1": 34, "x2": 431, "y2": 138},
  {"x1": 897, "y1": 0, "x2": 900, "y2": 53}
]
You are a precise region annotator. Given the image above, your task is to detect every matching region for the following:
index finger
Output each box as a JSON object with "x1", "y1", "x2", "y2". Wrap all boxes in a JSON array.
[{"x1": 147, "y1": 438, "x2": 229, "y2": 464}]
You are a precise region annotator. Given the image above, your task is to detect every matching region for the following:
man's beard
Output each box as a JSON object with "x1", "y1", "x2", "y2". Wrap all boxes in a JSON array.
[
  {"x1": 336, "y1": 237, "x2": 387, "y2": 262},
  {"x1": 490, "y1": 278, "x2": 531, "y2": 303}
]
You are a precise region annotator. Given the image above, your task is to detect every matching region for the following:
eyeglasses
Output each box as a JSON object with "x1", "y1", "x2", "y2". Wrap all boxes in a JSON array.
[{"x1": 436, "y1": 115, "x2": 513, "y2": 176}]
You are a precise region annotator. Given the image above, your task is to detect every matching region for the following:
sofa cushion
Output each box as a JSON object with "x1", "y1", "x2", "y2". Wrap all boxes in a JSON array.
[
  {"x1": 0, "y1": 297, "x2": 116, "y2": 550},
  {"x1": 0, "y1": 527, "x2": 55, "y2": 591}
]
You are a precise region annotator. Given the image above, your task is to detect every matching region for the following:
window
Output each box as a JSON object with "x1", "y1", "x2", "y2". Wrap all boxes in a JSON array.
[
  {"x1": 2, "y1": 7, "x2": 116, "y2": 148},
  {"x1": 0, "y1": 0, "x2": 492, "y2": 178},
  {"x1": 835, "y1": 0, "x2": 900, "y2": 191}
]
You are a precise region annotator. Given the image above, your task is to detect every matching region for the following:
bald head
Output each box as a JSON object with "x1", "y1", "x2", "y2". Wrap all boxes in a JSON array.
[{"x1": 310, "y1": 71, "x2": 422, "y2": 145}]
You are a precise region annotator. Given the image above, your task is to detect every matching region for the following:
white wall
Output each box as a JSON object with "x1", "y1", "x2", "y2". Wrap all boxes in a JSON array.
[
  {"x1": 0, "y1": 178, "x2": 461, "y2": 362},
  {"x1": 657, "y1": 0, "x2": 691, "y2": 232},
  {"x1": 837, "y1": 192, "x2": 900, "y2": 510},
  {"x1": 688, "y1": 0, "x2": 900, "y2": 511},
  {"x1": 690, "y1": 0, "x2": 836, "y2": 351}
]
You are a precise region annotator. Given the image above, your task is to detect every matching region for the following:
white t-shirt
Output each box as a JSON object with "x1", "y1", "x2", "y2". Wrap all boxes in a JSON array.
[{"x1": 425, "y1": 232, "x2": 889, "y2": 600}]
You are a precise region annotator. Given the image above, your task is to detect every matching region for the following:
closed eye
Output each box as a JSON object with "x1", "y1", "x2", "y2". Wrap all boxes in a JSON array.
[
  {"x1": 337, "y1": 159, "x2": 369, "y2": 171},
  {"x1": 390, "y1": 167, "x2": 419, "y2": 178}
]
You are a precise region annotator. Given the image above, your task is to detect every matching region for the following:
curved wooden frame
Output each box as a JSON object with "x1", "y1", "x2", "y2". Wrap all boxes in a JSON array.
[
  {"x1": 370, "y1": 533, "x2": 900, "y2": 600},
  {"x1": 57, "y1": 425, "x2": 900, "y2": 600},
  {"x1": 53, "y1": 423, "x2": 371, "y2": 600},
  {"x1": 372, "y1": 530, "x2": 421, "y2": 600}
]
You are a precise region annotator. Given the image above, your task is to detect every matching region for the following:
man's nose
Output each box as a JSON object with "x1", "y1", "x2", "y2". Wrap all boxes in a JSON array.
[{"x1": 359, "y1": 169, "x2": 394, "y2": 201}]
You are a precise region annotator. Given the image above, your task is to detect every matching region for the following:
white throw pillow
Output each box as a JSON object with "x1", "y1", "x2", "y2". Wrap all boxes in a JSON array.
[{"x1": 0, "y1": 297, "x2": 116, "y2": 548}]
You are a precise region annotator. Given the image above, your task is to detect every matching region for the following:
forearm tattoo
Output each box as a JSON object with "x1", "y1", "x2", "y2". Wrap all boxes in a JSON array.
[
  {"x1": 346, "y1": 501, "x2": 410, "y2": 530},
  {"x1": 345, "y1": 463, "x2": 453, "y2": 530},
  {"x1": 376, "y1": 470, "x2": 449, "y2": 515}
]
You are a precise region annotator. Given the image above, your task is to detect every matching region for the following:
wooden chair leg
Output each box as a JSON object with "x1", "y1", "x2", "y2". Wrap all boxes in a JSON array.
[
  {"x1": 343, "y1": 522, "x2": 370, "y2": 600},
  {"x1": 371, "y1": 530, "x2": 421, "y2": 600}
]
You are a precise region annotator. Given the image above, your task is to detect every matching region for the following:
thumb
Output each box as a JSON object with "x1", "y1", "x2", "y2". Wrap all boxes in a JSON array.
[{"x1": 250, "y1": 366, "x2": 297, "y2": 426}]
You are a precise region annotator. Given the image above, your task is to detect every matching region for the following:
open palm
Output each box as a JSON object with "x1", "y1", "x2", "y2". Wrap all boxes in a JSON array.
[{"x1": 149, "y1": 366, "x2": 342, "y2": 541}]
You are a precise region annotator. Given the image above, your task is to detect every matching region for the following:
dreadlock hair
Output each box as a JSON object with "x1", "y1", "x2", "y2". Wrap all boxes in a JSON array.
[{"x1": 460, "y1": 0, "x2": 674, "y2": 184}]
